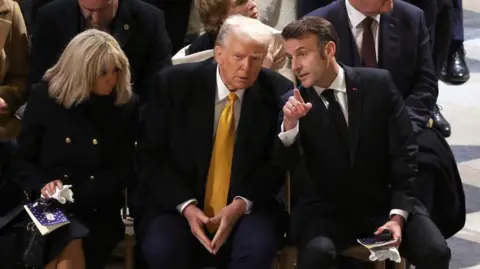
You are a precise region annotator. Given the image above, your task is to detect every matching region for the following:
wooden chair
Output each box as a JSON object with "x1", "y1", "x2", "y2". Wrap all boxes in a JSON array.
[{"x1": 277, "y1": 173, "x2": 408, "y2": 269}]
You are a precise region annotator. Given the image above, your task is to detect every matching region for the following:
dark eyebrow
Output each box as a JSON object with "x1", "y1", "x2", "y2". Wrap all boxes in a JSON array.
[{"x1": 295, "y1": 46, "x2": 307, "y2": 52}]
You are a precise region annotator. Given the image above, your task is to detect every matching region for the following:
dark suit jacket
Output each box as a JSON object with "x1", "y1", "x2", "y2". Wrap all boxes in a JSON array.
[
  {"x1": 142, "y1": 0, "x2": 192, "y2": 53},
  {"x1": 136, "y1": 59, "x2": 296, "y2": 216},
  {"x1": 288, "y1": 65, "x2": 419, "y2": 239},
  {"x1": 308, "y1": 0, "x2": 438, "y2": 132},
  {"x1": 30, "y1": 0, "x2": 172, "y2": 101},
  {"x1": 16, "y1": 81, "x2": 138, "y2": 215},
  {"x1": 186, "y1": 32, "x2": 217, "y2": 55}
]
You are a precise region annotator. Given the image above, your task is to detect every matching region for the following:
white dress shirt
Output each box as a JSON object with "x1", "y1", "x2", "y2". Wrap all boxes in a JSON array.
[
  {"x1": 345, "y1": 0, "x2": 380, "y2": 62},
  {"x1": 176, "y1": 67, "x2": 250, "y2": 214},
  {"x1": 278, "y1": 64, "x2": 409, "y2": 221}
]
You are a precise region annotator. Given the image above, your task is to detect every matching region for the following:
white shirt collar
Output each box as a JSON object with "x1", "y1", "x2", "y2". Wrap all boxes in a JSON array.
[
  {"x1": 345, "y1": 0, "x2": 380, "y2": 29},
  {"x1": 313, "y1": 64, "x2": 346, "y2": 94},
  {"x1": 216, "y1": 66, "x2": 245, "y2": 102}
]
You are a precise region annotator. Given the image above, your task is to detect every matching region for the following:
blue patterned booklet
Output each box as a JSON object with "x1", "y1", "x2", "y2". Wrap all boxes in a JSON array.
[{"x1": 24, "y1": 201, "x2": 70, "y2": 235}]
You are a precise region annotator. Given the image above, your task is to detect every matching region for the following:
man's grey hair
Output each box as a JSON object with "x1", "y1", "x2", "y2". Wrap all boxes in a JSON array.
[{"x1": 215, "y1": 15, "x2": 273, "y2": 50}]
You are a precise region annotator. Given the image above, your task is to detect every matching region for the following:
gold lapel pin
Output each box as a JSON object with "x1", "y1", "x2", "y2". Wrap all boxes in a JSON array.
[{"x1": 124, "y1": 24, "x2": 129, "y2": 30}]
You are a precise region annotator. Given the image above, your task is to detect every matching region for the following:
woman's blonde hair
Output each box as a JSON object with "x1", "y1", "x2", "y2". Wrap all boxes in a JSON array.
[{"x1": 43, "y1": 29, "x2": 132, "y2": 108}]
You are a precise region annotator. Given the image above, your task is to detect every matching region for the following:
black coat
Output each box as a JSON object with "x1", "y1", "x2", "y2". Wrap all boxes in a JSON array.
[
  {"x1": 416, "y1": 128, "x2": 465, "y2": 238},
  {"x1": 16, "y1": 81, "x2": 138, "y2": 217},
  {"x1": 30, "y1": 0, "x2": 172, "y2": 102}
]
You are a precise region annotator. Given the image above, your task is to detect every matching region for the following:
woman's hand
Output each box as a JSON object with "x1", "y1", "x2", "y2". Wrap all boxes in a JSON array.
[{"x1": 41, "y1": 180, "x2": 63, "y2": 197}]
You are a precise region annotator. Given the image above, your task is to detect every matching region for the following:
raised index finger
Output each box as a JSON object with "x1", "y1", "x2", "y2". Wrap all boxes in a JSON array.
[{"x1": 293, "y1": 88, "x2": 305, "y2": 104}]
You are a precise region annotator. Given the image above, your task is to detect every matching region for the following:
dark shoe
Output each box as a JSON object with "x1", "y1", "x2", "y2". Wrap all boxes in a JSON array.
[
  {"x1": 441, "y1": 45, "x2": 470, "y2": 85},
  {"x1": 433, "y1": 105, "x2": 451, "y2": 137}
]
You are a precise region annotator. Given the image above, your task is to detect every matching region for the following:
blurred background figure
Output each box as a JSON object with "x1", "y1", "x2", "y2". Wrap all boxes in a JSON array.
[{"x1": 0, "y1": 0, "x2": 29, "y2": 140}]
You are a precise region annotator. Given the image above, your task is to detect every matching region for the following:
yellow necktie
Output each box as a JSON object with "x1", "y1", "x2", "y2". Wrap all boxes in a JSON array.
[{"x1": 204, "y1": 92, "x2": 237, "y2": 230}]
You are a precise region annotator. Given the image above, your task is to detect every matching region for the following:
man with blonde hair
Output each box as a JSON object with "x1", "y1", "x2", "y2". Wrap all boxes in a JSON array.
[{"x1": 137, "y1": 14, "x2": 295, "y2": 269}]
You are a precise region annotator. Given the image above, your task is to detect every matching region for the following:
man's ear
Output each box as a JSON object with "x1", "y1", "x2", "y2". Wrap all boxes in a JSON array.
[
  {"x1": 214, "y1": 45, "x2": 223, "y2": 64},
  {"x1": 325, "y1": 41, "x2": 336, "y2": 58}
]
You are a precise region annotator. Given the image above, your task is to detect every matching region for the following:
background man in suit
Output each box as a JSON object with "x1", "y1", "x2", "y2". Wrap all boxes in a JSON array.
[
  {"x1": 307, "y1": 0, "x2": 451, "y2": 137},
  {"x1": 30, "y1": 0, "x2": 172, "y2": 102},
  {"x1": 136, "y1": 15, "x2": 295, "y2": 269},
  {"x1": 279, "y1": 17, "x2": 450, "y2": 269}
]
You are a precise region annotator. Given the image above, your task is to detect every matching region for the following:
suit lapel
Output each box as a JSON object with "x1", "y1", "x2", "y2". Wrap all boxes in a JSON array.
[
  {"x1": 343, "y1": 65, "x2": 363, "y2": 167},
  {"x1": 112, "y1": 0, "x2": 134, "y2": 47},
  {"x1": 335, "y1": 0, "x2": 362, "y2": 67},
  {"x1": 378, "y1": 12, "x2": 400, "y2": 72},
  {"x1": 196, "y1": 62, "x2": 217, "y2": 183}
]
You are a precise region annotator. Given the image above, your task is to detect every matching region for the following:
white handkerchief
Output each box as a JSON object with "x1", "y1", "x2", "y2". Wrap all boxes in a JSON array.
[
  {"x1": 41, "y1": 185, "x2": 75, "y2": 204},
  {"x1": 368, "y1": 247, "x2": 401, "y2": 263}
]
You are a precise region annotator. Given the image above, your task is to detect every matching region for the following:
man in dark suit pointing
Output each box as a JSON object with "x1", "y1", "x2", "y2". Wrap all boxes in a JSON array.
[{"x1": 280, "y1": 16, "x2": 450, "y2": 269}]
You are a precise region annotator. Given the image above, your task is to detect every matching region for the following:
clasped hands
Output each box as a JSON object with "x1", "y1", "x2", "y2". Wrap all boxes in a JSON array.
[
  {"x1": 183, "y1": 199, "x2": 247, "y2": 254},
  {"x1": 283, "y1": 89, "x2": 312, "y2": 131}
]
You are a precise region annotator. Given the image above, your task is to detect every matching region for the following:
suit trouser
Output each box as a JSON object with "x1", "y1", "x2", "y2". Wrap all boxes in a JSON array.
[
  {"x1": 409, "y1": 0, "x2": 453, "y2": 77},
  {"x1": 295, "y1": 212, "x2": 450, "y2": 269},
  {"x1": 140, "y1": 212, "x2": 283, "y2": 269},
  {"x1": 452, "y1": 0, "x2": 463, "y2": 42},
  {"x1": 297, "y1": 0, "x2": 335, "y2": 18}
]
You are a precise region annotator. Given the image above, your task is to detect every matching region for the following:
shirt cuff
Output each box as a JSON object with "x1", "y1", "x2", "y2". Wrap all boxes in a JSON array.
[
  {"x1": 177, "y1": 199, "x2": 198, "y2": 214},
  {"x1": 278, "y1": 121, "x2": 299, "y2": 147},
  {"x1": 234, "y1": 196, "x2": 253, "y2": 214},
  {"x1": 389, "y1": 209, "x2": 409, "y2": 221}
]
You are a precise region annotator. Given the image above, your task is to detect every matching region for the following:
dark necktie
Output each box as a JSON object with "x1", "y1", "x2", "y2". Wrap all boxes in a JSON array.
[
  {"x1": 321, "y1": 89, "x2": 349, "y2": 144},
  {"x1": 362, "y1": 17, "x2": 377, "y2": 68}
]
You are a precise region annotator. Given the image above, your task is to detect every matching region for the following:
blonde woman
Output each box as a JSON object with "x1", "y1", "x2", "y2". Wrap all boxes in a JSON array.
[{"x1": 17, "y1": 29, "x2": 138, "y2": 269}]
